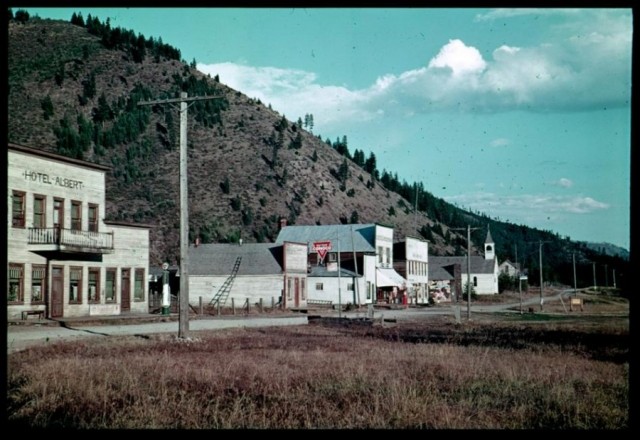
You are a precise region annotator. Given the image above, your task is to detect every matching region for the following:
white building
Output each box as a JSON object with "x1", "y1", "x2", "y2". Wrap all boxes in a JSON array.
[
  {"x1": 275, "y1": 222, "x2": 406, "y2": 306},
  {"x1": 7, "y1": 143, "x2": 151, "y2": 320},
  {"x1": 187, "y1": 241, "x2": 308, "y2": 309},
  {"x1": 429, "y1": 227, "x2": 499, "y2": 298},
  {"x1": 393, "y1": 236, "x2": 429, "y2": 304}
]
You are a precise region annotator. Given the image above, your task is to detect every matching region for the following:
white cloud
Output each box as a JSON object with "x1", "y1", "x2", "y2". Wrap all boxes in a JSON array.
[
  {"x1": 556, "y1": 178, "x2": 573, "y2": 188},
  {"x1": 490, "y1": 138, "x2": 510, "y2": 147},
  {"x1": 446, "y1": 192, "x2": 609, "y2": 220},
  {"x1": 198, "y1": 10, "x2": 631, "y2": 132},
  {"x1": 474, "y1": 8, "x2": 582, "y2": 22},
  {"x1": 427, "y1": 39, "x2": 486, "y2": 77}
]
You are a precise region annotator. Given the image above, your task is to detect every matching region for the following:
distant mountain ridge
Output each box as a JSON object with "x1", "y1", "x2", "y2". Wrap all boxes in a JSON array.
[{"x1": 7, "y1": 11, "x2": 630, "y2": 291}]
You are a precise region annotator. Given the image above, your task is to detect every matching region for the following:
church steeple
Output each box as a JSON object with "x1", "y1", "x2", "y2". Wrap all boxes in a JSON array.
[{"x1": 484, "y1": 225, "x2": 495, "y2": 260}]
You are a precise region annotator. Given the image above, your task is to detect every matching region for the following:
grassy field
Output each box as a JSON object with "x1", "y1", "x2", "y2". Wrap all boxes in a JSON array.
[{"x1": 6, "y1": 290, "x2": 629, "y2": 429}]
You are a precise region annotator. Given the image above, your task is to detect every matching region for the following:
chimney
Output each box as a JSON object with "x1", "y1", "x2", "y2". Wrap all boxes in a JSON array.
[{"x1": 280, "y1": 218, "x2": 287, "y2": 230}]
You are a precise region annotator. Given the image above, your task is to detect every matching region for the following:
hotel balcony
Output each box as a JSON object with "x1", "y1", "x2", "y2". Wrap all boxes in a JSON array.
[{"x1": 28, "y1": 227, "x2": 114, "y2": 254}]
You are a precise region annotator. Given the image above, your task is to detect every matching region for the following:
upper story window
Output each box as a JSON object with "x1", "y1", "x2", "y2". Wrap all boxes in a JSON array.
[
  {"x1": 71, "y1": 200, "x2": 82, "y2": 230},
  {"x1": 12, "y1": 191, "x2": 25, "y2": 228},
  {"x1": 88, "y1": 204, "x2": 99, "y2": 232},
  {"x1": 33, "y1": 194, "x2": 46, "y2": 228},
  {"x1": 54, "y1": 198, "x2": 64, "y2": 229},
  {"x1": 377, "y1": 246, "x2": 383, "y2": 264}
]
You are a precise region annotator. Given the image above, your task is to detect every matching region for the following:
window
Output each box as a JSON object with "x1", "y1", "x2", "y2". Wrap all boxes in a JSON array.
[
  {"x1": 71, "y1": 200, "x2": 82, "y2": 230},
  {"x1": 88, "y1": 204, "x2": 99, "y2": 232},
  {"x1": 134, "y1": 269, "x2": 145, "y2": 301},
  {"x1": 69, "y1": 267, "x2": 83, "y2": 303},
  {"x1": 12, "y1": 191, "x2": 25, "y2": 228},
  {"x1": 328, "y1": 252, "x2": 337, "y2": 262},
  {"x1": 9, "y1": 264, "x2": 24, "y2": 303},
  {"x1": 378, "y1": 246, "x2": 383, "y2": 264},
  {"x1": 301, "y1": 278, "x2": 306, "y2": 300},
  {"x1": 347, "y1": 283, "x2": 354, "y2": 291},
  {"x1": 367, "y1": 281, "x2": 372, "y2": 300},
  {"x1": 53, "y1": 198, "x2": 64, "y2": 228},
  {"x1": 105, "y1": 269, "x2": 116, "y2": 302},
  {"x1": 31, "y1": 265, "x2": 46, "y2": 303},
  {"x1": 34, "y1": 194, "x2": 46, "y2": 228},
  {"x1": 88, "y1": 268, "x2": 100, "y2": 302},
  {"x1": 473, "y1": 276, "x2": 478, "y2": 287},
  {"x1": 315, "y1": 282, "x2": 323, "y2": 291},
  {"x1": 287, "y1": 278, "x2": 292, "y2": 300},
  {"x1": 386, "y1": 248, "x2": 391, "y2": 266}
]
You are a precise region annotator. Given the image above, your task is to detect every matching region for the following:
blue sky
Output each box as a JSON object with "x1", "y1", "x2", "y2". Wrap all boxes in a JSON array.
[{"x1": 22, "y1": 7, "x2": 632, "y2": 250}]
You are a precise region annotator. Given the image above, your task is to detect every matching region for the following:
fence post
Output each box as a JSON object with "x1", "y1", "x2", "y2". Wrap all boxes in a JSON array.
[
  {"x1": 199, "y1": 296, "x2": 203, "y2": 315},
  {"x1": 259, "y1": 298, "x2": 263, "y2": 313},
  {"x1": 272, "y1": 296, "x2": 275, "y2": 310}
]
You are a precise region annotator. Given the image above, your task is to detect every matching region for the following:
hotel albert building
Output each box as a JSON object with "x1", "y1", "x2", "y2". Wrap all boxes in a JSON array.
[{"x1": 7, "y1": 143, "x2": 151, "y2": 320}]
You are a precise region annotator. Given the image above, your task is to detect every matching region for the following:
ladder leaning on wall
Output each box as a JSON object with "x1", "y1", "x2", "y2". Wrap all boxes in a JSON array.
[{"x1": 209, "y1": 256, "x2": 242, "y2": 307}]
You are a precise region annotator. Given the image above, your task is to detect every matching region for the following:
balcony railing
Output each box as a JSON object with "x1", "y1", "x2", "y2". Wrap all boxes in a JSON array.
[{"x1": 28, "y1": 227, "x2": 114, "y2": 253}]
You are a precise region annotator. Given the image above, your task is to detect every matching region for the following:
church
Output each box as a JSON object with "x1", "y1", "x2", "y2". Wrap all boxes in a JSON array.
[{"x1": 428, "y1": 227, "x2": 500, "y2": 301}]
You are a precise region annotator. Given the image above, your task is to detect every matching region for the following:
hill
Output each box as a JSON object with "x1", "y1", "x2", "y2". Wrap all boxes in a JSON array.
[{"x1": 6, "y1": 11, "x2": 630, "y2": 291}]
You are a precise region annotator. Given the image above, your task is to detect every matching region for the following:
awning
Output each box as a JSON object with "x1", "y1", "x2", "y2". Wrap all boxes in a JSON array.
[{"x1": 376, "y1": 268, "x2": 406, "y2": 287}]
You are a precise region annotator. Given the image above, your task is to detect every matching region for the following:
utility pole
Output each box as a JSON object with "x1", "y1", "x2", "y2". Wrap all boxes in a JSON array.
[
  {"x1": 538, "y1": 241, "x2": 543, "y2": 311},
  {"x1": 450, "y1": 225, "x2": 481, "y2": 320},
  {"x1": 337, "y1": 233, "x2": 342, "y2": 319},
  {"x1": 413, "y1": 183, "x2": 419, "y2": 233},
  {"x1": 516, "y1": 244, "x2": 522, "y2": 314},
  {"x1": 593, "y1": 262, "x2": 597, "y2": 290},
  {"x1": 138, "y1": 92, "x2": 222, "y2": 339},
  {"x1": 613, "y1": 269, "x2": 617, "y2": 289},
  {"x1": 604, "y1": 264, "x2": 608, "y2": 287},
  {"x1": 572, "y1": 252, "x2": 577, "y2": 297}
]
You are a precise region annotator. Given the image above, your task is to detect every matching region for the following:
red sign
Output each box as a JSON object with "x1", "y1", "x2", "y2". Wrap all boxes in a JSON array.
[{"x1": 312, "y1": 241, "x2": 332, "y2": 260}]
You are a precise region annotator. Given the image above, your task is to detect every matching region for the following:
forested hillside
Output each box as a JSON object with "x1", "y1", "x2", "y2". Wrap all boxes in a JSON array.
[{"x1": 7, "y1": 9, "x2": 629, "y2": 292}]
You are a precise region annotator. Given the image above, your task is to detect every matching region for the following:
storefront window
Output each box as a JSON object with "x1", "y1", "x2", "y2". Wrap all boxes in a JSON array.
[
  {"x1": 9, "y1": 264, "x2": 24, "y2": 303},
  {"x1": 32, "y1": 265, "x2": 46, "y2": 303}
]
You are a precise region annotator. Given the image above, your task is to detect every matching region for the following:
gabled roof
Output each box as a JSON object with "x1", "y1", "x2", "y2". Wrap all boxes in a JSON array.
[
  {"x1": 275, "y1": 224, "x2": 378, "y2": 253},
  {"x1": 430, "y1": 256, "x2": 497, "y2": 276},
  {"x1": 429, "y1": 264, "x2": 456, "y2": 280},
  {"x1": 188, "y1": 243, "x2": 284, "y2": 276},
  {"x1": 499, "y1": 260, "x2": 521, "y2": 270}
]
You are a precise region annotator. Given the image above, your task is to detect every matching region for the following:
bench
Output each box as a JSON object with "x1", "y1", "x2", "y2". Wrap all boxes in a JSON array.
[{"x1": 22, "y1": 310, "x2": 45, "y2": 320}]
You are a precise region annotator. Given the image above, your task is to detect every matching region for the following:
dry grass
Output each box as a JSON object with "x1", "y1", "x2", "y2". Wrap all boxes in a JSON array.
[{"x1": 7, "y1": 307, "x2": 629, "y2": 430}]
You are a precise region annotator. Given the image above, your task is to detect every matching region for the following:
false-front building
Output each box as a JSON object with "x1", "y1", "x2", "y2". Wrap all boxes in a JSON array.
[{"x1": 7, "y1": 143, "x2": 151, "y2": 320}]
